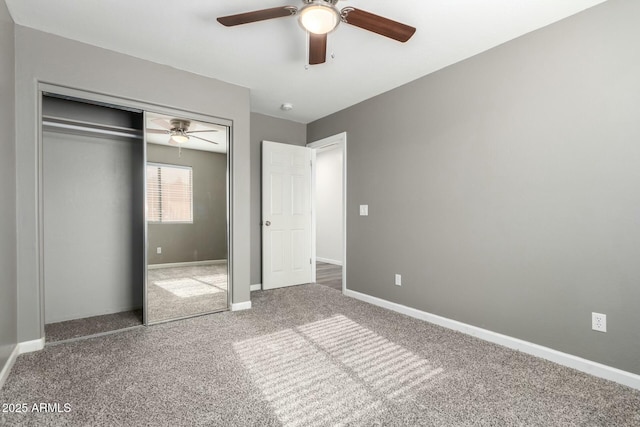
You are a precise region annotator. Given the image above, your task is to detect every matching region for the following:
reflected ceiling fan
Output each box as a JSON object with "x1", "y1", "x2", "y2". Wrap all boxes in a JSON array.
[
  {"x1": 217, "y1": 0, "x2": 416, "y2": 65},
  {"x1": 147, "y1": 118, "x2": 218, "y2": 145}
]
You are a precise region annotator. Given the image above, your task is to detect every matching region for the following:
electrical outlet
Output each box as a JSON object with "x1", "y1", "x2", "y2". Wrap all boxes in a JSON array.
[
  {"x1": 592, "y1": 312, "x2": 606, "y2": 332},
  {"x1": 395, "y1": 274, "x2": 402, "y2": 286},
  {"x1": 157, "y1": 247, "x2": 162, "y2": 254}
]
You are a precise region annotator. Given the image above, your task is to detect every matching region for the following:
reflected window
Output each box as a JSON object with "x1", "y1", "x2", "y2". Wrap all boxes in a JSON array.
[{"x1": 146, "y1": 163, "x2": 193, "y2": 223}]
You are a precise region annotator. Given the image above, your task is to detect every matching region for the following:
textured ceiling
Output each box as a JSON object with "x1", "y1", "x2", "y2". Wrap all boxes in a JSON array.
[{"x1": 5, "y1": 0, "x2": 607, "y2": 123}]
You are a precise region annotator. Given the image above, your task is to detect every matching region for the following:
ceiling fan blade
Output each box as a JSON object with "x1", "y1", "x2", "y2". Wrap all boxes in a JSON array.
[
  {"x1": 151, "y1": 118, "x2": 173, "y2": 130},
  {"x1": 309, "y1": 33, "x2": 327, "y2": 65},
  {"x1": 217, "y1": 6, "x2": 297, "y2": 27},
  {"x1": 189, "y1": 135, "x2": 219, "y2": 145},
  {"x1": 341, "y1": 8, "x2": 416, "y2": 42},
  {"x1": 146, "y1": 129, "x2": 169, "y2": 135},
  {"x1": 185, "y1": 130, "x2": 219, "y2": 134}
]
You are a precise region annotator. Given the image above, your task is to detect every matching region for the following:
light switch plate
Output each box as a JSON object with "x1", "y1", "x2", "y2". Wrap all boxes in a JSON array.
[
  {"x1": 395, "y1": 274, "x2": 402, "y2": 286},
  {"x1": 359, "y1": 205, "x2": 368, "y2": 216}
]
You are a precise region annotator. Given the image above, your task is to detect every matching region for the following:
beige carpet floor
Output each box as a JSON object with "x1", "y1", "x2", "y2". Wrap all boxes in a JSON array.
[{"x1": 2, "y1": 284, "x2": 639, "y2": 426}]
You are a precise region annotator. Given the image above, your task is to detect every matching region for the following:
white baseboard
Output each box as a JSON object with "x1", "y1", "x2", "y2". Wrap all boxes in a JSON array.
[
  {"x1": 345, "y1": 289, "x2": 640, "y2": 391},
  {"x1": 316, "y1": 257, "x2": 343, "y2": 266},
  {"x1": 18, "y1": 338, "x2": 45, "y2": 354},
  {"x1": 250, "y1": 284, "x2": 262, "y2": 292},
  {"x1": 0, "y1": 337, "x2": 46, "y2": 389},
  {"x1": 148, "y1": 259, "x2": 226, "y2": 270},
  {"x1": 231, "y1": 301, "x2": 252, "y2": 311},
  {"x1": 0, "y1": 345, "x2": 19, "y2": 390}
]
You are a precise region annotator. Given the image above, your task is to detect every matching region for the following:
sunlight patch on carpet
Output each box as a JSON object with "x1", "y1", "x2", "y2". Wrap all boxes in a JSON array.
[
  {"x1": 234, "y1": 315, "x2": 443, "y2": 426},
  {"x1": 298, "y1": 315, "x2": 444, "y2": 400},
  {"x1": 194, "y1": 275, "x2": 228, "y2": 290},
  {"x1": 153, "y1": 278, "x2": 223, "y2": 298}
]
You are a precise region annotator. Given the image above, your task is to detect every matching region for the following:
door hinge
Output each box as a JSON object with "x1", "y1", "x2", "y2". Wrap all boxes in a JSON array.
[{"x1": 310, "y1": 258, "x2": 312, "y2": 264}]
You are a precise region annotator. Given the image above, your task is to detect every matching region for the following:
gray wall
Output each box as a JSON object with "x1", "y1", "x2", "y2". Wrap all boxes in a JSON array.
[
  {"x1": 0, "y1": 1, "x2": 17, "y2": 375},
  {"x1": 43, "y1": 130, "x2": 143, "y2": 323},
  {"x1": 41, "y1": 96, "x2": 144, "y2": 323},
  {"x1": 15, "y1": 26, "x2": 251, "y2": 343},
  {"x1": 250, "y1": 113, "x2": 306, "y2": 285},
  {"x1": 147, "y1": 144, "x2": 227, "y2": 264},
  {"x1": 308, "y1": 0, "x2": 640, "y2": 375}
]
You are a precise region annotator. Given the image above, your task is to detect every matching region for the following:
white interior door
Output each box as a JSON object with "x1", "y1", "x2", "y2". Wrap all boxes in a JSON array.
[{"x1": 262, "y1": 141, "x2": 313, "y2": 289}]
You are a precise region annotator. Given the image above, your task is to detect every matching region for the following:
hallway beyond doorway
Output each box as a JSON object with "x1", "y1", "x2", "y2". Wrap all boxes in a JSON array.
[{"x1": 316, "y1": 262, "x2": 342, "y2": 291}]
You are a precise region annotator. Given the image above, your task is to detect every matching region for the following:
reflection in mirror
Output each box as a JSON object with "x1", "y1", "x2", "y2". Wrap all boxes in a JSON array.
[{"x1": 145, "y1": 112, "x2": 229, "y2": 324}]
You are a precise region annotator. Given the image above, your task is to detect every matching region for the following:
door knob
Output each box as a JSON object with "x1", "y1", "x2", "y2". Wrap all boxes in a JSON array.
[{"x1": 265, "y1": 221, "x2": 271, "y2": 226}]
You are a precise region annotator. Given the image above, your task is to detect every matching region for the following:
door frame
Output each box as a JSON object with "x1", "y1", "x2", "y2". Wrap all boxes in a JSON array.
[{"x1": 307, "y1": 132, "x2": 347, "y2": 293}]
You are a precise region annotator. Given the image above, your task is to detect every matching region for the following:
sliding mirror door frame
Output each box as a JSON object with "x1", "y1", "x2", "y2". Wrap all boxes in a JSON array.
[
  {"x1": 143, "y1": 111, "x2": 232, "y2": 325},
  {"x1": 36, "y1": 83, "x2": 234, "y2": 332}
]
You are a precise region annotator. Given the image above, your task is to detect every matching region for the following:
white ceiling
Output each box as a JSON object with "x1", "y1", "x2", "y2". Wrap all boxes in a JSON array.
[{"x1": 5, "y1": 0, "x2": 606, "y2": 123}]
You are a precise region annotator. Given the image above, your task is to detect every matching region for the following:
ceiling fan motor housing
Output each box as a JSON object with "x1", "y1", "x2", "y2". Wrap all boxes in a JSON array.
[
  {"x1": 170, "y1": 119, "x2": 191, "y2": 132},
  {"x1": 302, "y1": 0, "x2": 339, "y2": 5}
]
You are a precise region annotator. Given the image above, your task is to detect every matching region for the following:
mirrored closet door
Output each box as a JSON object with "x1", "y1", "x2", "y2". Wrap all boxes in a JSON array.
[{"x1": 144, "y1": 112, "x2": 230, "y2": 324}]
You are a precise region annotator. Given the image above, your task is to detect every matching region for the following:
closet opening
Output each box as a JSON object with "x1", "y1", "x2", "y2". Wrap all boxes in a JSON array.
[{"x1": 41, "y1": 94, "x2": 145, "y2": 343}]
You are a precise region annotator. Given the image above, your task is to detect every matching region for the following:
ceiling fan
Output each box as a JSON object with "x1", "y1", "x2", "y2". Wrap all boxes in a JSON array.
[
  {"x1": 217, "y1": 0, "x2": 416, "y2": 65},
  {"x1": 147, "y1": 119, "x2": 218, "y2": 145}
]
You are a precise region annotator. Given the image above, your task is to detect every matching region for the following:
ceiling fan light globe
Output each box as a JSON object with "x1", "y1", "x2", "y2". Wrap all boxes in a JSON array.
[
  {"x1": 299, "y1": 4, "x2": 339, "y2": 35},
  {"x1": 171, "y1": 134, "x2": 189, "y2": 144}
]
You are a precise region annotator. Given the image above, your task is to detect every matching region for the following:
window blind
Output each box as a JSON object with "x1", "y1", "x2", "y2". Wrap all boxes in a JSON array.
[{"x1": 146, "y1": 163, "x2": 193, "y2": 223}]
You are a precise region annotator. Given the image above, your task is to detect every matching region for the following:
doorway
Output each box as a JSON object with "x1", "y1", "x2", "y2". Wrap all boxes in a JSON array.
[
  {"x1": 308, "y1": 133, "x2": 347, "y2": 293},
  {"x1": 259, "y1": 133, "x2": 346, "y2": 292}
]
